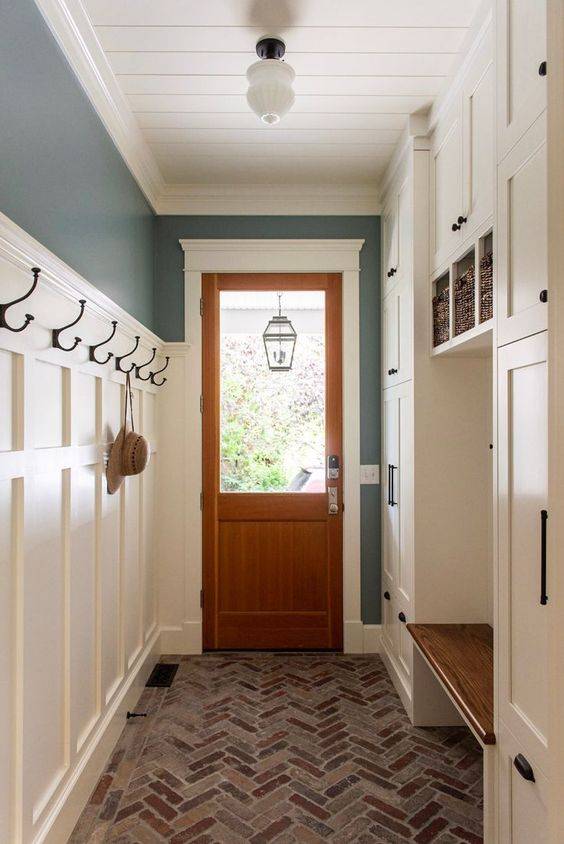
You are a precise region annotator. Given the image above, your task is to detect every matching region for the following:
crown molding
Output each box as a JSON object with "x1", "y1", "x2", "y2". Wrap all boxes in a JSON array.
[
  {"x1": 180, "y1": 238, "x2": 365, "y2": 273},
  {"x1": 157, "y1": 184, "x2": 381, "y2": 216},
  {"x1": 34, "y1": 0, "x2": 164, "y2": 211}
]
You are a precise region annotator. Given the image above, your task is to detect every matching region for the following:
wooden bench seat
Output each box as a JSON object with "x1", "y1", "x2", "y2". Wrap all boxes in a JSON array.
[{"x1": 406, "y1": 623, "x2": 495, "y2": 745}]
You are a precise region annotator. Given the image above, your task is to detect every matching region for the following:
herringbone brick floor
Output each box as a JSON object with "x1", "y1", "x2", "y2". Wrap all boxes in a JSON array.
[{"x1": 70, "y1": 653, "x2": 483, "y2": 843}]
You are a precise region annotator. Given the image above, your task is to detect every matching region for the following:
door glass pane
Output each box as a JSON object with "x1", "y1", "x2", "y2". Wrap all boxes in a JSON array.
[{"x1": 220, "y1": 290, "x2": 325, "y2": 492}]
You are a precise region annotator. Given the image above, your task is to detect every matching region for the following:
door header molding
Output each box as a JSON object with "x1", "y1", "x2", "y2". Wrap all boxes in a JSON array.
[{"x1": 180, "y1": 239, "x2": 365, "y2": 273}]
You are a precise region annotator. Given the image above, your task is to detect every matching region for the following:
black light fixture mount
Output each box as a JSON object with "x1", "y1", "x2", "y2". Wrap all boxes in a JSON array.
[{"x1": 255, "y1": 36, "x2": 286, "y2": 60}]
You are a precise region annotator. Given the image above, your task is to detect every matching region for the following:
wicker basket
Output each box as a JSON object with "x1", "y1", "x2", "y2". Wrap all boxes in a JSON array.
[
  {"x1": 433, "y1": 287, "x2": 450, "y2": 347},
  {"x1": 480, "y1": 251, "x2": 493, "y2": 323},
  {"x1": 454, "y1": 264, "x2": 475, "y2": 336}
]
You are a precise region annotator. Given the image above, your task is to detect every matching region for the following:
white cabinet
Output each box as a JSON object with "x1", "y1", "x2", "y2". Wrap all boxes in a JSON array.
[
  {"x1": 382, "y1": 276, "x2": 412, "y2": 388},
  {"x1": 383, "y1": 177, "x2": 410, "y2": 293},
  {"x1": 430, "y1": 101, "x2": 462, "y2": 270},
  {"x1": 497, "y1": 113, "x2": 548, "y2": 346},
  {"x1": 430, "y1": 24, "x2": 494, "y2": 271},
  {"x1": 498, "y1": 723, "x2": 549, "y2": 844},
  {"x1": 497, "y1": 0, "x2": 547, "y2": 161},
  {"x1": 497, "y1": 331, "x2": 549, "y2": 773}
]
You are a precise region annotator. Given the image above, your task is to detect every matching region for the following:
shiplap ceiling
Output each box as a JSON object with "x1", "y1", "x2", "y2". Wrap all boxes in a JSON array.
[{"x1": 81, "y1": 0, "x2": 483, "y2": 189}]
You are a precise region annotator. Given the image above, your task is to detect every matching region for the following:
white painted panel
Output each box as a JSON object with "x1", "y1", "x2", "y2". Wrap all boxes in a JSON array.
[
  {"x1": 431, "y1": 104, "x2": 462, "y2": 270},
  {"x1": 109, "y1": 51, "x2": 457, "y2": 78},
  {"x1": 0, "y1": 480, "x2": 13, "y2": 843},
  {"x1": 136, "y1": 112, "x2": 408, "y2": 131},
  {"x1": 104, "y1": 380, "x2": 122, "y2": 445},
  {"x1": 74, "y1": 373, "x2": 97, "y2": 446},
  {"x1": 498, "y1": 723, "x2": 549, "y2": 844},
  {"x1": 498, "y1": 332, "x2": 548, "y2": 772},
  {"x1": 124, "y1": 474, "x2": 141, "y2": 667},
  {"x1": 0, "y1": 350, "x2": 13, "y2": 452},
  {"x1": 100, "y1": 478, "x2": 121, "y2": 702},
  {"x1": 23, "y1": 471, "x2": 66, "y2": 825},
  {"x1": 33, "y1": 361, "x2": 63, "y2": 449},
  {"x1": 462, "y1": 47, "x2": 494, "y2": 234},
  {"x1": 96, "y1": 25, "x2": 470, "y2": 55},
  {"x1": 70, "y1": 465, "x2": 97, "y2": 751},
  {"x1": 497, "y1": 114, "x2": 547, "y2": 345},
  {"x1": 143, "y1": 458, "x2": 156, "y2": 636},
  {"x1": 397, "y1": 389, "x2": 413, "y2": 603},
  {"x1": 86, "y1": 0, "x2": 481, "y2": 27},
  {"x1": 143, "y1": 127, "x2": 402, "y2": 146},
  {"x1": 144, "y1": 392, "x2": 156, "y2": 439},
  {"x1": 382, "y1": 392, "x2": 399, "y2": 584}
]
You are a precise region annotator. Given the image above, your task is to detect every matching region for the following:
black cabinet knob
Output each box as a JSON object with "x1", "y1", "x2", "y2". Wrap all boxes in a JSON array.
[
  {"x1": 398, "y1": 611, "x2": 406, "y2": 623},
  {"x1": 539, "y1": 61, "x2": 547, "y2": 77},
  {"x1": 514, "y1": 754, "x2": 535, "y2": 782},
  {"x1": 387, "y1": 267, "x2": 397, "y2": 278},
  {"x1": 452, "y1": 222, "x2": 462, "y2": 231},
  {"x1": 540, "y1": 289, "x2": 548, "y2": 303},
  {"x1": 457, "y1": 215, "x2": 467, "y2": 225},
  {"x1": 384, "y1": 591, "x2": 390, "y2": 601},
  {"x1": 388, "y1": 368, "x2": 398, "y2": 375}
]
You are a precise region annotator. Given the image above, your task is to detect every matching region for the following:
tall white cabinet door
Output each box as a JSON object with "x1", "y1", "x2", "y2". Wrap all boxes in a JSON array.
[
  {"x1": 498, "y1": 331, "x2": 548, "y2": 774},
  {"x1": 430, "y1": 102, "x2": 462, "y2": 271},
  {"x1": 497, "y1": 0, "x2": 547, "y2": 161},
  {"x1": 382, "y1": 196, "x2": 399, "y2": 291},
  {"x1": 462, "y1": 33, "x2": 494, "y2": 236},
  {"x1": 382, "y1": 390, "x2": 399, "y2": 590},
  {"x1": 497, "y1": 114, "x2": 547, "y2": 346},
  {"x1": 383, "y1": 278, "x2": 412, "y2": 388},
  {"x1": 498, "y1": 723, "x2": 549, "y2": 844}
]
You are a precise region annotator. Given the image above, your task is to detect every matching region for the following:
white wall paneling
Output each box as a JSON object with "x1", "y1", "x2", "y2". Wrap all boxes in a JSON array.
[{"x1": 0, "y1": 215, "x2": 163, "y2": 843}]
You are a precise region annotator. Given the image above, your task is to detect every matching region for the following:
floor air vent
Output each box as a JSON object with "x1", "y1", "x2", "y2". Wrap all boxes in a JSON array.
[{"x1": 146, "y1": 663, "x2": 179, "y2": 688}]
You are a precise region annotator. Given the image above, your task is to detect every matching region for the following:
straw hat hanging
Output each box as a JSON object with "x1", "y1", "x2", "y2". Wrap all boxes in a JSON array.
[{"x1": 106, "y1": 371, "x2": 150, "y2": 494}]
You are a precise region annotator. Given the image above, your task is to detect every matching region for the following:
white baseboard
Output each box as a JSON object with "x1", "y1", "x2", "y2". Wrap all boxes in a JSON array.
[
  {"x1": 159, "y1": 621, "x2": 202, "y2": 654},
  {"x1": 362, "y1": 624, "x2": 382, "y2": 654},
  {"x1": 41, "y1": 631, "x2": 160, "y2": 844}
]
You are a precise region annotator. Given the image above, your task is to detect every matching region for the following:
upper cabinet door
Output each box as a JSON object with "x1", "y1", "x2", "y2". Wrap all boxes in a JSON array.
[
  {"x1": 383, "y1": 278, "x2": 412, "y2": 388},
  {"x1": 497, "y1": 113, "x2": 547, "y2": 346},
  {"x1": 497, "y1": 331, "x2": 548, "y2": 775},
  {"x1": 430, "y1": 102, "x2": 462, "y2": 271},
  {"x1": 383, "y1": 196, "x2": 399, "y2": 290},
  {"x1": 497, "y1": 0, "x2": 547, "y2": 161},
  {"x1": 462, "y1": 30, "x2": 494, "y2": 236}
]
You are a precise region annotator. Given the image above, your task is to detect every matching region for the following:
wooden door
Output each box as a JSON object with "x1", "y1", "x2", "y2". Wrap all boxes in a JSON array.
[
  {"x1": 202, "y1": 273, "x2": 343, "y2": 650},
  {"x1": 498, "y1": 331, "x2": 549, "y2": 774}
]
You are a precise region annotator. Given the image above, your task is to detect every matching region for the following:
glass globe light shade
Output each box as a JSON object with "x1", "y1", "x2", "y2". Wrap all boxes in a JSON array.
[{"x1": 246, "y1": 59, "x2": 295, "y2": 124}]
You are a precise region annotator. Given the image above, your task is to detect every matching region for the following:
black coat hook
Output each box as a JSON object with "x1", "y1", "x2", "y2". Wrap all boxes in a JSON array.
[
  {"x1": 52, "y1": 299, "x2": 86, "y2": 351},
  {"x1": 89, "y1": 320, "x2": 117, "y2": 365},
  {"x1": 150, "y1": 356, "x2": 170, "y2": 386},
  {"x1": 0, "y1": 267, "x2": 40, "y2": 333},
  {"x1": 135, "y1": 347, "x2": 157, "y2": 381},
  {"x1": 115, "y1": 335, "x2": 140, "y2": 373}
]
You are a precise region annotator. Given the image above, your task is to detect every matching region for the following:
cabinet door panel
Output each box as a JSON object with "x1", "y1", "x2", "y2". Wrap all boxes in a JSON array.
[
  {"x1": 383, "y1": 197, "x2": 399, "y2": 290},
  {"x1": 431, "y1": 105, "x2": 462, "y2": 270},
  {"x1": 498, "y1": 723, "x2": 549, "y2": 844},
  {"x1": 463, "y1": 39, "x2": 494, "y2": 234},
  {"x1": 383, "y1": 278, "x2": 412, "y2": 388},
  {"x1": 497, "y1": 0, "x2": 547, "y2": 160},
  {"x1": 498, "y1": 332, "x2": 548, "y2": 771},
  {"x1": 497, "y1": 114, "x2": 547, "y2": 345},
  {"x1": 382, "y1": 392, "x2": 399, "y2": 587}
]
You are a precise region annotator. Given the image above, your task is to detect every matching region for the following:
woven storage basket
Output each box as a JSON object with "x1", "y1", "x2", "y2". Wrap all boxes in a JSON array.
[
  {"x1": 432, "y1": 287, "x2": 450, "y2": 347},
  {"x1": 480, "y1": 251, "x2": 493, "y2": 323},
  {"x1": 454, "y1": 264, "x2": 475, "y2": 336}
]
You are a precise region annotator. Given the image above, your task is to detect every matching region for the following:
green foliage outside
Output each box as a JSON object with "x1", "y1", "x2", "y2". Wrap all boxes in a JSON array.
[{"x1": 220, "y1": 333, "x2": 325, "y2": 492}]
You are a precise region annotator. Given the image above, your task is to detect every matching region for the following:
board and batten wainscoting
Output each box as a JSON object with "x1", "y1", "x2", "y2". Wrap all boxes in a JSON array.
[{"x1": 0, "y1": 212, "x2": 164, "y2": 844}]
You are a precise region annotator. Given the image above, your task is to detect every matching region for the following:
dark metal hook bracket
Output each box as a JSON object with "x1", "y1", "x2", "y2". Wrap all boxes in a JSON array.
[
  {"x1": 0, "y1": 267, "x2": 40, "y2": 333},
  {"x1": 52, "y1": 299, "x2": 86, "y2": 351},
  {"x1": 115, "y1": 335, "x2": 140, "y2": 373},
  {"x1": 150, "y1": 356, "x2": 170, "y2": 386},
  {"x1": 135, "y1": 347, "x2": 157, "y2": 381},
  {"x1": 89, "y1": 320, "x2": 117, "y2": 365}
]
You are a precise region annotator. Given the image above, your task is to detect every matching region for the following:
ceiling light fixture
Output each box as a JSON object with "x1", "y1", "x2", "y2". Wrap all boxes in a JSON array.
[{"x1": 246, "y1": 37, "x2": 295, "y2": 125}]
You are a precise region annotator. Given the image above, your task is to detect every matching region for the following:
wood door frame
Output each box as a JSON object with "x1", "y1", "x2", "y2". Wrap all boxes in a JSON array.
[
  {"x1": 178, "y1": 239, "x2": 365, "y2": 654},
  {"x1": 202, "y1": 273, "x2": 343, "y2": 650}
]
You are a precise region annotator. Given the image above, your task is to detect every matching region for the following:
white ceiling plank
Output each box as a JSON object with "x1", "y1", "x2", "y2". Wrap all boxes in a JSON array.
[
  {"x1": 127, "y1": 93, "x2": 432, "y2": 114},
  {"x1": 148, "y1": 142, "x2": 396, "y2": 159},
  {"x1": 107, "y1": 51, "x2": 458, "y2": 78},
  {"x1": 135, "y1": 112, "x2": 408, "y2": 130},
  {"x1": 141, "y1": 127, "x2": 403, "y2": 144},
  {"x1": 85, "y1": 0, "x2": 482, "y2": 29},
  {"x1": 118, "y1": 74, "x2": 445, "y2": 97},
  {"x1": 95, "y1": 26, "x2": 469, "y2": 55}
]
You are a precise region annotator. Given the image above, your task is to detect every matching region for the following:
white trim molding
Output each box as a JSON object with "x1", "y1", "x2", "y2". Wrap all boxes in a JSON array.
[{"x1": 156, "y1": 238, "x2": 366, "y2": 653}]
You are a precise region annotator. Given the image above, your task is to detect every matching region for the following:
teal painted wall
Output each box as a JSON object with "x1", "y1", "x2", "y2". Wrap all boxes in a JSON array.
[
  {"x1": 154, "y1": 216, "x2": 382, "y2": 624},
  {"x1": 0, "y1": 0, "x2": 155, "y2": 328}
]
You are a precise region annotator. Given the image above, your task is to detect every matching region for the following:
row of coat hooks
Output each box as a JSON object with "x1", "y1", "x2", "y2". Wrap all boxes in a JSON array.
[{"x1": 0, "y1": 267, "x2": 169, "y2": 386}]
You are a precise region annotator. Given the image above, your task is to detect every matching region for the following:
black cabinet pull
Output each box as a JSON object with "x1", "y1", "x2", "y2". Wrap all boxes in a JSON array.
[
  {"x1": 388, "y1": 367, "x2": 398, "y2": 375},
  {"x1": 387, "y1": 267, "x2": 397, "y2": 278},
  {"x1": 540, "y1": 289, "x2": 548, "y2": 303},
  {"x1": 390, "y1": 465, "x2": 397, "y2": 506},
  {"x1": 514, "y1": 754, "x2": 535, "y2": 782},
  {"x1": 539, "y1": 61, "x2": 547, "y2": 77},
  {"x1": 387, "y1": 464, "x2": 392, "y2": 506},
  {"x1": 398, "y1": 611, "x2": 406, "y2": 623},
  {"x1": 452, "y1": 215, "x2": 468, "y2": 232},
  {"x1": 384, "y1": 591, "x2": 390, "y2": 601},
  {"x1": 540, "y1": 509, "x2": 548, "y2": 605}
]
